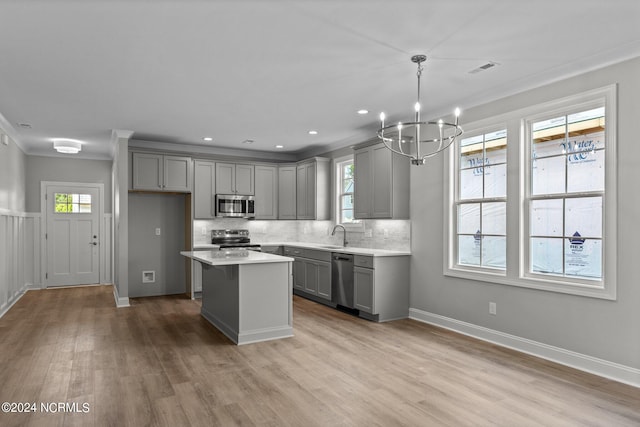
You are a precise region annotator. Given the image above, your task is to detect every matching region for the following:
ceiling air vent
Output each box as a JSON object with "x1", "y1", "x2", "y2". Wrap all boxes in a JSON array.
[{"x1": 469, "y1": 61, "x2": 499, "y2": 74}]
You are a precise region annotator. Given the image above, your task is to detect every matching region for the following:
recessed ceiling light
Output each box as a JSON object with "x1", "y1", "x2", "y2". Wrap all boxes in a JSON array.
[
  {"x1": 242, "y1": 139, "x2": 254, "y2": 144},
  {"x1": 203, "y1": 137, "x2": 213, "y2": 141},
  {"x1": 357, "y1": 109, "x2": 369, "y2": 115},
  {"x1": 275, "y1": 145, "x2": 284, "y2": 149},
  {"x1": 308, "y1": 130, "x2": 318, "y2": 135}
]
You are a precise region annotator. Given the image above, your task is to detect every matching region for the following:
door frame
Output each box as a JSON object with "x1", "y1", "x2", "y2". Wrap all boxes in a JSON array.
[{"x1": 40, "y1": 181, "x2": 105, "y2": 288}]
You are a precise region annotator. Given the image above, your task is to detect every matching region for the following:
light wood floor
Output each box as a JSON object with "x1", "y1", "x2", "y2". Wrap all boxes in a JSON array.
[{"x1": 0, "y1": 286, "x2": 638, "y2": 427}]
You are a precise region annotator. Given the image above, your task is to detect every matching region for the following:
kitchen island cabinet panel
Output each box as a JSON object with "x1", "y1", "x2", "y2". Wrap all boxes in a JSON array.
[{"x1": 182, "y1": 250, "x2": 294, "y2": 345}]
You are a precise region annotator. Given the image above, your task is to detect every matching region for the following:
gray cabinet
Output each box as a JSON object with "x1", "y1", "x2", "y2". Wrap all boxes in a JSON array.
[
  {"x1": 132, "y1": 152, "x2": 192, "y2": 192},
  {"x1": 353, "y1": 254, "x2": 410, "y2": 322},
  {"x1": 193, "y1": 160, "x2": 216, "y2": 219},
  {"x1": 215, "y1": 163, "x2": 254, "y2": 195},
  {"x1": 255, "y1": 165, "x2": 278, "y2": 219},
  {"x1": 353, "y1": 143, "x2": 409, "y2": 219},
  {"x1": 354, "y1": 265, "x2": 374, "y2": 313},
  {"x1": 278, "y1": 165, "x2": 297, "y2": 220},
  {"x1": 285, "y1": 246, "x2": 331, "y2": 301},
  {"x1": 296, "y1": 158, "x2": 330, "y2": 220}
]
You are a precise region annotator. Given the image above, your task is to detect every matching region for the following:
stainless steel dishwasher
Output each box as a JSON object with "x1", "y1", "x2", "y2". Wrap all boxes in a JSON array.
[{"x1": 331, "y1": 253, "x2": 354, "y2": 308}]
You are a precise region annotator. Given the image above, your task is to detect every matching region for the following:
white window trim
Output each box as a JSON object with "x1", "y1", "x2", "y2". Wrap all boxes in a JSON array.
[
  {"x1": 334, "y1": 155, "x2": 363, "y2": 231},
  {"x1": 444, "y1": 85, "x2": 617, "y2": 300}
]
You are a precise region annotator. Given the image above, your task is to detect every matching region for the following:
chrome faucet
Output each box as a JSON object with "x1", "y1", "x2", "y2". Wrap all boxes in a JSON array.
[{"x1": 331, "y1": 224, "x2": 348, "y2": 247}]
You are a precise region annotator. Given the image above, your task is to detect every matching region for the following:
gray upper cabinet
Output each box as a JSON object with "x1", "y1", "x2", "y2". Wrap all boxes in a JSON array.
[
  {"x1": 132, "y1": 152, "x2": 192, "y2": 193},
  {"x1": 193, "y1": 160, "x2": 216, "y2": 219},
  {"x1": 296, "y1": 158, "x2": 330, "y2": 220},
  {"x1": 278, "y1": 165, "x2": 297, "y2": 220},
  {"x1": 353, "y1": 143, "x2": 409, "y2": 219},
  {"x1": 215, "y1": 163, "x2": 254, "y2": 195},
  {"x1": 254, "y1": 165, "x2": 278, "y2": 219}
]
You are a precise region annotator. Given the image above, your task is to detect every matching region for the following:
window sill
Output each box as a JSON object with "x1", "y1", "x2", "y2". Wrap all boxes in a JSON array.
[{"x1": 444, "y1": 266, "x2": 615, "y2": 300}]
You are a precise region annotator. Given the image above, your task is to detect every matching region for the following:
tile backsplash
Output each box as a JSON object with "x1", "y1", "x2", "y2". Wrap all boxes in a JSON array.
[{"x1": 193, "y1": 219, "x2": 410, "y2": 251}]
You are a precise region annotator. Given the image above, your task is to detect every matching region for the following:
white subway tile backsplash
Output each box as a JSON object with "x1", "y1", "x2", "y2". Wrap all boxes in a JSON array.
[{"x1": 193, "y1": 218, "x2": 410, "y2": 251}]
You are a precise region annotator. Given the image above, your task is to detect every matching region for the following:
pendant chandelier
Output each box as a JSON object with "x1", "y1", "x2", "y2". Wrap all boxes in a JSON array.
[{"x1": 378, "y1": 55, "x2": 463, "y2": 165}]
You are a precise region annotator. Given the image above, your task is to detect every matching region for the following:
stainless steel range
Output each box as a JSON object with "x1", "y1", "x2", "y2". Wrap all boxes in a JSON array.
[{"x1": 211, "y1": 229, "x2": 261, "y2": 251}]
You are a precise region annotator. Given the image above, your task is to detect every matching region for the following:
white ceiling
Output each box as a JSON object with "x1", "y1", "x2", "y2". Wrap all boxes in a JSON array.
[{"x1": 1, "y1": 0, "x2": 639, "y2": 160}]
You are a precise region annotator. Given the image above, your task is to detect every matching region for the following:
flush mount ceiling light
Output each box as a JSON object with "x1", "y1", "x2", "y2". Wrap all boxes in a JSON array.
[
  {"x1": 378, "y1": 55, "x2": 463, "y2": 165},
  {"x1": 53, "y1": 139, "x2": 82, "y2": 154}
]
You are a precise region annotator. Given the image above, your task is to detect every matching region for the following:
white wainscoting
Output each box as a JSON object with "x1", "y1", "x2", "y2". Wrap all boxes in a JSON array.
[
  {"x1": 0, "y1": 209, "x2": 40, "y2": 318},
  {"x1": 0, "y1": 210, "x2": 115, "y2": 319},
  {"x1": 409, "y1": 307, "x2": 640, "y2": 389}
]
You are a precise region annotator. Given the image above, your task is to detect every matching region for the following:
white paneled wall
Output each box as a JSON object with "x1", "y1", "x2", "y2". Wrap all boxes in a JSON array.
[
  {"x1": 0, "y1": 210, "x2": 40, "y2": 317},
  {"x1": 0, "y1": 210, "x2": 113, "y2": 318}
]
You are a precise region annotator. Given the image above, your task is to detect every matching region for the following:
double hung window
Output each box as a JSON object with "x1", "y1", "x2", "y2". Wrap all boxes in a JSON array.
[{"x1": 446, "y1": 86, "x2": 616, "y2": 299}]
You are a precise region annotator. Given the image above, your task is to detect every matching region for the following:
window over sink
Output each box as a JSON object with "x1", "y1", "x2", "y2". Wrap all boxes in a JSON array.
[{"x1": 335, "y1": 155, "x2": 362, "y2": 230}]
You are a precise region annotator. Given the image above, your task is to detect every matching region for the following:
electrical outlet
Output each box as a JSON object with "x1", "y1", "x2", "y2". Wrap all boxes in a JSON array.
[
  {"x1": 155, "y1": 228, "x2": 161, "y2": 236},
  {"x1": 489, "y1": 302, "x2": 497, "y2": 315}
]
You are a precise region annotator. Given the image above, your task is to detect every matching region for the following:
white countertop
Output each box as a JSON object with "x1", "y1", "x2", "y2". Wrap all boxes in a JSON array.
[
  {"x1": 181, "y1": 250, "x2": 294, "y2": 266},
  {"x1": 257, "y1": 241, "x2": 411, "y2": 257},
  {"x1": 192, "y1": 242, "x2": 410, "y2": 256}
]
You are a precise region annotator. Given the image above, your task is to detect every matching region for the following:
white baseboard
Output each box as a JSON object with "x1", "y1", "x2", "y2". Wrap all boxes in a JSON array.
[
  {"x1": 409, "y1": 307, "x2": 640, "y2": 389},
  {"x1": 0, "y1": 286, "x2": 28, "y2": 319},
  {"x1": 112, "y1": 284, "x2": 130, "y2": 308}
]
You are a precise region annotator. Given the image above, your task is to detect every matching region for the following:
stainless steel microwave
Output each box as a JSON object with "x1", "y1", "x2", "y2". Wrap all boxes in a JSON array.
[{"x1": 215, "y1": 194, "x2": 255, "y2": 218}]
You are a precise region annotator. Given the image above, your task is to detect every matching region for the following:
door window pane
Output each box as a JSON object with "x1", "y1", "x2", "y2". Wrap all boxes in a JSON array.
[{"x1": 55, "y1": 193, "x2": 92, "y2": 213}]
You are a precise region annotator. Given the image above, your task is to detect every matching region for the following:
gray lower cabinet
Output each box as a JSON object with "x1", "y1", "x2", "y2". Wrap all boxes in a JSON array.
[
  {"x1": 285, "y1": 247, "x2": 331, "y2": 301},
  {"x1": 353, "y1": 254, "x2": 410, "y2": 321},
  {"x1": 193, "y1": 160, "x2": 216, "y2": 218},
  {"x1": 132, "y1": 152, "x2": 192, "y2": 192},
  {"x1": 354, "y1": 265, "x2": 374, "y2": 313}
]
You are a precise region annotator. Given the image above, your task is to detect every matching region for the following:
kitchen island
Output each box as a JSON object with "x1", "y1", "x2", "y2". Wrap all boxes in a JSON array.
[{"x1": 181, "y1": 250, "x2": 294, "y2": 345}]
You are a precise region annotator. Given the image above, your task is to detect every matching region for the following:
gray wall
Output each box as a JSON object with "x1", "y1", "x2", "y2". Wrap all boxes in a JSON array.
[
  {"x1": 25, "y1": 155, "x2": 112, "y2": 213},
  {"x1": 128, "y1": 192, "x2": 186, "y2": 298},
  {"x1": 0, "y1": 134, "x2": 26, "y2": 212},
  {"x1": 410, "y1": 56, "x2": 640, "y2": 369}
]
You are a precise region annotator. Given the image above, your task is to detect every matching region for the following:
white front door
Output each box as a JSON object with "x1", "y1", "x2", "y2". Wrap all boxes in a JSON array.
[{"x1": 46, "y1": 184, "x2": 100, "y2": 286}]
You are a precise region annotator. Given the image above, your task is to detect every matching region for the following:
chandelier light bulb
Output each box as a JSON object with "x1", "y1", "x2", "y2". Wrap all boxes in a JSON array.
[
  {"x1": 438, "y1": 119, "x2": 444, "y2": 128},
  {"x1": 414, "y1": 102, "x2": 421, "y2": 112},
  {"x1": 455, "y1": 107, "x2": 461, "y2": 117}
]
